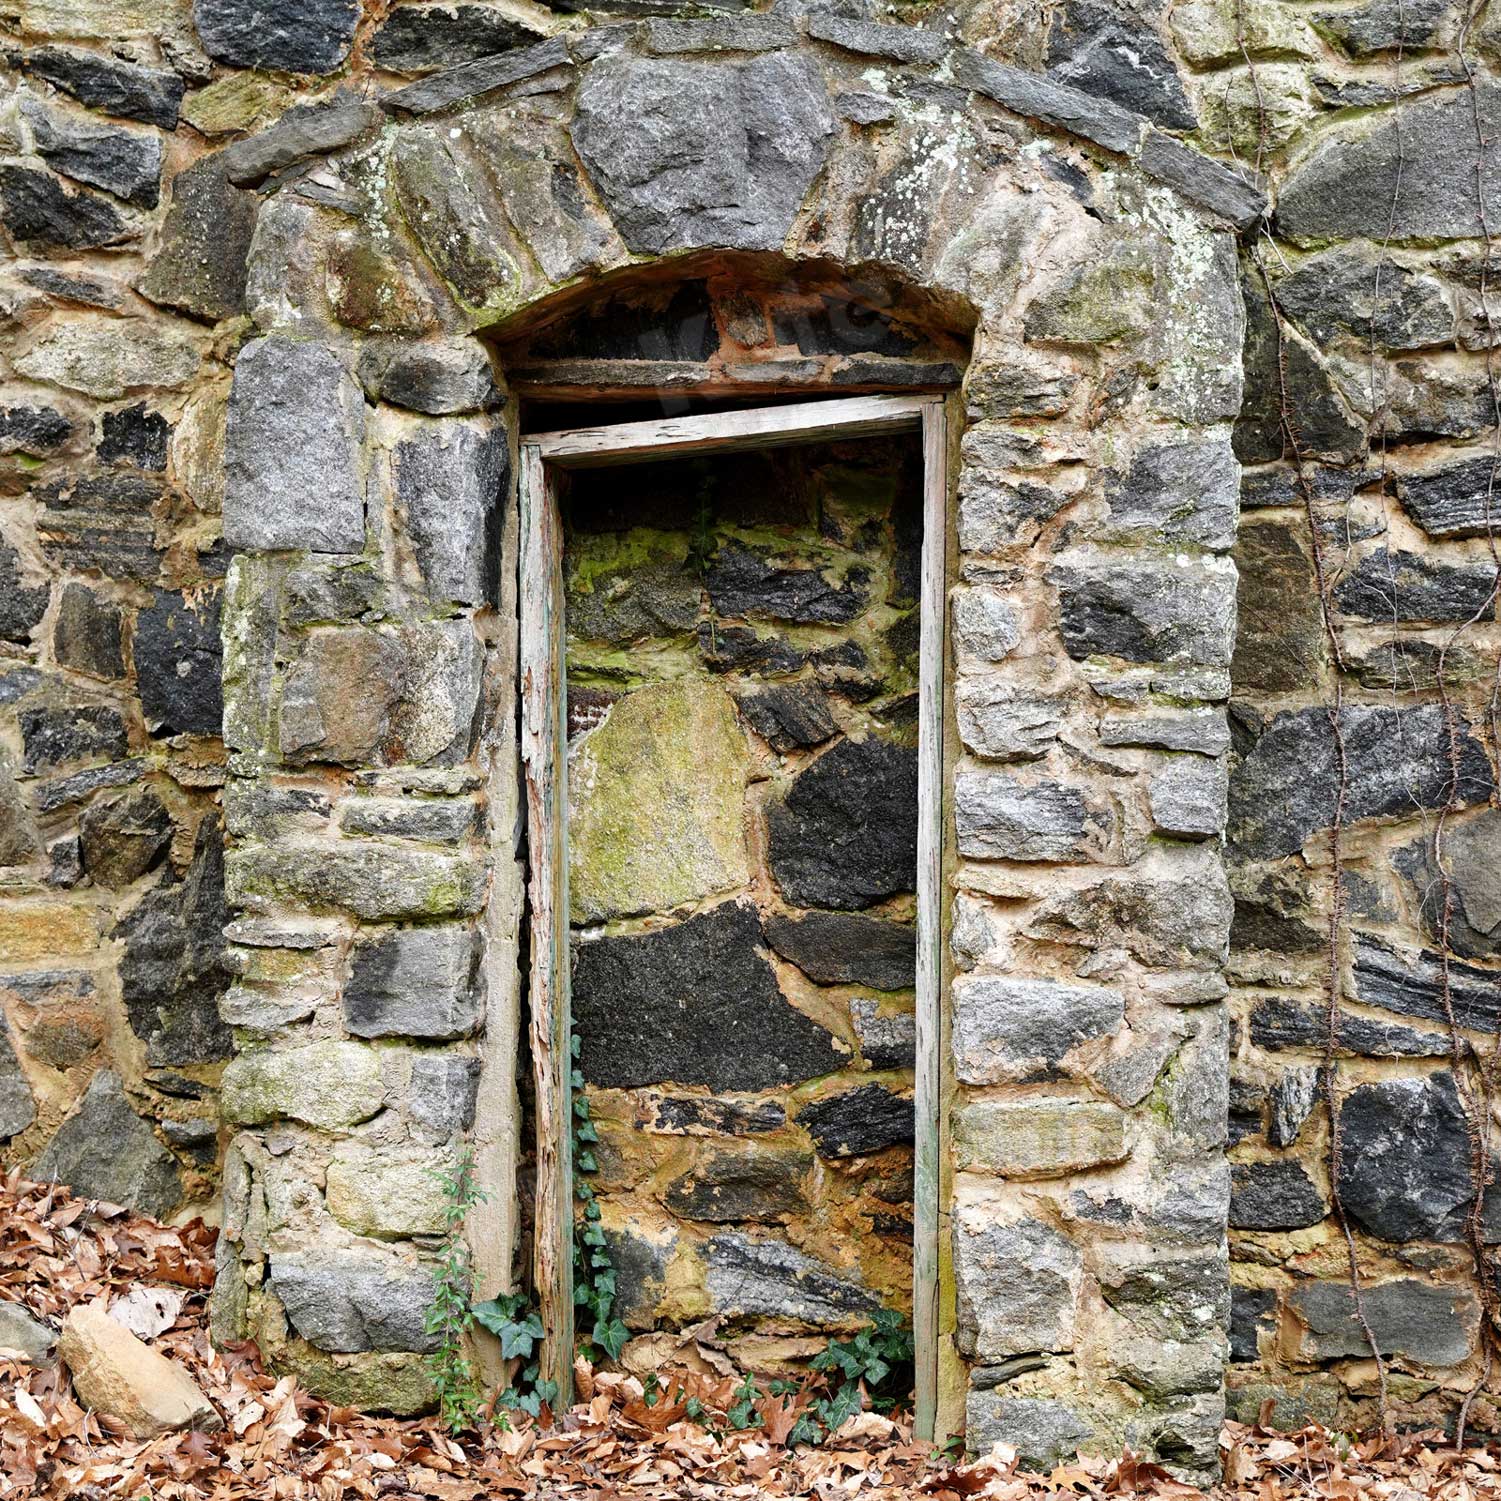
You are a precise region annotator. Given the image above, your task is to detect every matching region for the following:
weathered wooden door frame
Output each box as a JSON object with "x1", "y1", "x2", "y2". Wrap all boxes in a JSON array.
[{"x1": 519, "y1": 393, "x2": 949, "y2": 1436}]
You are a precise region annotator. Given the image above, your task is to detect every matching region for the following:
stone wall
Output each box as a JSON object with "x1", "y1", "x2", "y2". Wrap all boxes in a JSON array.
[
  {"x1": 562, "y1": 436, "x2": 924, "y2": 1365},
  {"x1": 10, "y1": 0, "x2": 1485, "y2": 1471}
]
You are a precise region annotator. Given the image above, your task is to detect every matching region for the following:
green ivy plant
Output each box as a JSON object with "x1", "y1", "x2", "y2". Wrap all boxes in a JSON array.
[
  {"x1": 470, "y1": 1034, "x2": 627, "y2": 1421},
  {"x1": 790, "y1": 1310, "x2": 916, "y2": 1446},
  {"x1": 425, "y1": 1150, "x2": 489, "y2": 1433},
  {"x1": 571, "y1": 1034, "x2": 630, "y2": 1363}
]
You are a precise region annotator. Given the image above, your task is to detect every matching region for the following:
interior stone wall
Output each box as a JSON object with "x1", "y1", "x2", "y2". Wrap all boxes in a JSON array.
[
  {"x1": 17, "y1": 0, "x2": 1482, "y2": 1464},
  {"x1": 561, "y1": 436, "x2": 924, "y2": 1365}
]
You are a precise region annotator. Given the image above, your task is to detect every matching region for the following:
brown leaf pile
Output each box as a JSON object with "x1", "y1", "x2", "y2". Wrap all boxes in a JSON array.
[{"x1": 3, "y1": 1169, "x2": 1501, "y2": 1499}]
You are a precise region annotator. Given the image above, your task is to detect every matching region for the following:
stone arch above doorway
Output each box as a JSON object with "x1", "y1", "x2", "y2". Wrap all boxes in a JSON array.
[{"x1": 212, "y1": 18, "x2": 1251, "y2": 1479}]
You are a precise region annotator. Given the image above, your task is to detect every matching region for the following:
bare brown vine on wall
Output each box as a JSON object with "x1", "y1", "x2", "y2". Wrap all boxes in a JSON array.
[{"x1": 1233, "y1": 0, "x2": 1501, "y2": 1436}]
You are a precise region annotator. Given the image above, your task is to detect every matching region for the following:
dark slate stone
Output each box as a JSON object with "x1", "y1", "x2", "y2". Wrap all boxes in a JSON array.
[
  {"x1": 1277, "y1": 82, "x2": 1501, "y2": 242},
  {"x1": 1398, "y1": 457, "x2": 1501, "y2": 539},
  {"x1": 26, "y1": 103, "x2": 163, "y2": 207},
  {"x1": 1338, "y1": 1070, "x2": 1478, "y2": 1242},
  {"x1": 193, "y1": 0, "x2": 360, "y2": 74},
  {"x1": 767, "y1": 737, "x2": 918, "y2": 911},
  {"x1": 699, "y1": 623, "x2": 806, "y2": 676},
  {"x1": 31, "y1": 1068, "x2": 180, "y2": 1217},
  {"x1": 99, "y1": 405, "x2": 169, "y2": 471},
  {"x1": 1230, "y1": 1286, "x2": 1276, "y2": 1362},
  {"x1": 37, "y1": 759, "x2": 146, "y2": 816},
  {"x1": 24, "y1": 47, "x2": 184, "y2": 129},
  {"x1": 1228, "y1": 704, "x2": 1495, "y2": 860},
  {"x1": 134, "y1": 588, "x2": 223, "y2": 737},
  {"x1": 605, "y1": 1226, "x2": 673, "y2": 1327},
  {"x1": 1273, "y1": 248, "x2": 1454, "y2": 350},
  {"x1": 797, "y1": 1083, "x2": 914, "y2": 1157},
  {"x1": 19, "y1": 707, "x2": 127, "y2": 774},
  {"x1": 650, "y1": 1095, "x2": 786, "y2": 1135},
  {"x1": 706, "y1": 544, "x2": 869, "y2": 624},
  {"x1": 736, "y1": 682, "x2": 838, "y2": 752},
  {"x1": 1291, "y1": 1278, "x2": 1476, "y2": 1365},
  {"x1": 764, "y1": 911, "x2": 915, "y2": 991},
  {"x1": 1316, "y1": 0, "x2": 1454, "y2": 54},
  {"x1": 950, "y1": 47, "x2": 1144, "y2": 155},
  {"x1": 572, "y1": 901, "x2": 844, "y2": 1091},
  {"x1": 137, "y1": 156, "x2": 258, "y2": 322},
  {"x1": 0, "y1": 164, "x2": 131, "y2": 251},
  {"x1": 220, "y1": 98, "x2": 381, "y2": 187},
  {"x1": 1228, "y1": 1160, "x2": 1327, "y2": 1230},
  {"x1": 1249, "y1": 996, "x2": 1449, "y2": 1058},
  {"x1": 0, "y1": 540, "x2": 48, "y2": 645},
  {"x1": 17, "y1": 264, "x2": 123, "y2": 309},
  {"x1": 1045, "y1": 0, "x2": 1195, "y2": 130},
  {"x1": 0, "y1": 404, "x2": 71, "y2": 456},
  {"x1": 1360, "y1": 942, "x2": 1500, "y2": 1054},
  {"x1": 371, "y1": 3, "x2": 548, "y2": 72},
  {"x1": 1228, "y1": 1077, "x2": 1264, "y2": 1146},
  {"x1": 1393, "y1": 814, "x2": 1501, "y2": 959},
  {"x1": 79, "y1": 790, "x2": 172, "y2": 888},
  {"x1": 115, "y1": 818, "x2": 231, "y2": 1067},
  {"x1": 573, "y1": 52, "x2": 835, "y2": 255},
  {"x1": 1137, "y1": 129, "x2": 1266, "y2": 229},
  {"x1": 1102, "y1": 438, "x2": 1239, "y2": 550},
  {"x1": 771, "y1": 295, "x2": 918, "y2": 357},
  {"x1": 1269, "y1": 1067, "x2": 1319, "y2": 1148},
  {"x1": 806, "y1": 13, "x2": 947, "y2": 63},
  {"x1": 381, "y1": 34, "x2": 572, "y2": 115},
  {"x1": 1231, "y1": 521, "x2": 1324, "y2": 694},
  {"x1": 408, "y1": 1053, "x2": 481, "y2": 1141},
  {"x1": 1235, "y1": 272, "x2": 1364, "y2": 464},
  {"x1": 663, "y1": 1146, "x2": 810, "y2": 1222},
  {"x1": 343, "y1": 925, "x2": 483, "y2": 1040},
  {"x1": 1335, "y1": 548, "x2": 1496, "y2": 623},
  {"x1": 701, "y1": 1231, "x2": 876, "y2": 1322},
  {"x1": 270, "y1": 1249, "x2": 436, "y2": 1352}
]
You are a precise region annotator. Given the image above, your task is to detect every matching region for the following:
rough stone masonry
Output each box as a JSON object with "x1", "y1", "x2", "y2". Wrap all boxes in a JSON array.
[{"x1": 0, "y1": 0, "x2": 1498, "y2": 1480}]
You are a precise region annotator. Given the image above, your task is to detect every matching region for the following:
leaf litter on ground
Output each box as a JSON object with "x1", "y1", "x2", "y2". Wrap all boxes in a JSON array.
[{"x1": 3, "y1": 1169, "x2": 1501, "y2": 1499}]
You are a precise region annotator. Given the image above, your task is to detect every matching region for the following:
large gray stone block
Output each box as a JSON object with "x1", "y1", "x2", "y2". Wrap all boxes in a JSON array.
[
  {"x1": 32, "y1": 1068, "x2": 181, "y2": 1219},
  {"x1": 954, "y1": 1211, "x2": 1082, "y2": 1359},
  {"x1": 1051, "y1": 552, "x2": 1238, "y2": 668},
  {"x1": 343, "y1": 925, "x2": 483, "y2": 1040},
  {"x1": 702, "y1": 1232, "x2": 875, "y2": 1323},
  {"x1": 1229, "y1": 703, "x2": 1494, "y2": 859},
  {"x1": 1100, "y1": 439, "x2": 1239, "y2": 551},
  {"x1": 955, "y1": 770, "x2": 1106, "y2": 862},
  {"x1": 966, "y1": 1391, "x2": 1094, "y2": 1469},
  {"x1": 1290, "y1": 1279, "x2": 1478, "y2": 1366},
  {"x1": 953, "y1": 976, "x2": 1124, "y2": 1083},
  {"x1": 269, "y1": 1249, "x2": 436, "y2": 1353},
  {"x1": 392, "y1": 418, "x2": 505, "y2": 609},
  {"x1": 224, "y1": 337, "x2": 366, "y2": 553},
  {"x1": 573, "y1": 53, "x2": 834, "y2": 254},
  {"x1": 1277, "y1": 82, "x2": 1501, "y2": 242}
]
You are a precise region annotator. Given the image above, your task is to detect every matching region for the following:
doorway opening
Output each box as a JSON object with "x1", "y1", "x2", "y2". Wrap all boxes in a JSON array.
[{"x1": 518, "y1": 395, "x2": 948, "y2": 1438}]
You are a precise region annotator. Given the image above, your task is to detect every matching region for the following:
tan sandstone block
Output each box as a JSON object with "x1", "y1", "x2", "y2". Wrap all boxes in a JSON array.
[{"x1": 60, "y1": 1302, "x2": 220, "y2": 1439}]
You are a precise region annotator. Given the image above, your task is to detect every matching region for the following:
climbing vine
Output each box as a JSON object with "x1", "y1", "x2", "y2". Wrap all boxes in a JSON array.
[{"x1": 1234, "y1": 0, "x2": 1501, "y2": 1437}]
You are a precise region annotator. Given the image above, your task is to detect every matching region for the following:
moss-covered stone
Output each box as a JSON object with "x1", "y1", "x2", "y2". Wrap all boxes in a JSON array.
[
  {"x1": 220, "y1": 1040, "x2": 384, "y2": 1130},
  {"x1": 569, "y1": 679, "x2": 750, "y2": 923}
]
